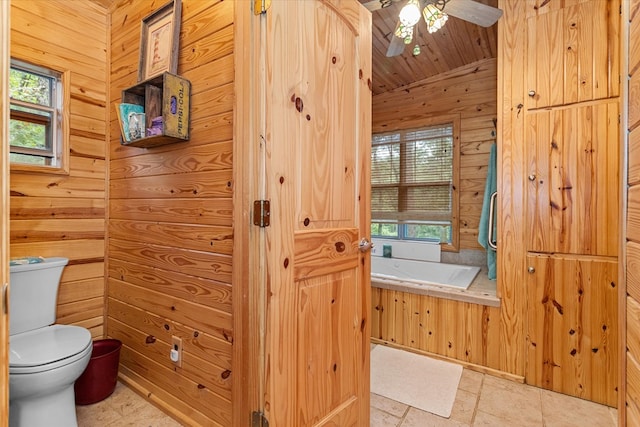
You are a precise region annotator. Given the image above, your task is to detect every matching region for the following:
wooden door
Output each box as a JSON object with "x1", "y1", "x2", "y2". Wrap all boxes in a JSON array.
[
  {"x1": 526, "y1": 100, "x2": 619, "y2": 256},
  {"x1": 255, "y1": 1, "x2": 372, "y2": 425},
  {"x1": 525, "y1": 253, "x2": 618, "y2": 406},
  {"x1": 525, "y1": 0, "x2": 619, "y2": 109},
  {"x1": 1, "y1": 0, "x2": 9, "y2": 423}
]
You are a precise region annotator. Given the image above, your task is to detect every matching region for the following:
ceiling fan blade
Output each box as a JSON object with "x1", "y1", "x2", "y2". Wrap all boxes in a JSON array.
[
  {"x1": 386, "y1": 21, "x2": 407, "y2": 57},
  {"x1": 440, "y1": 0, "x2": 503, "y2": 27},
  {"x1": 361, "y1": 0, "x2": 399, "y2": 12}
]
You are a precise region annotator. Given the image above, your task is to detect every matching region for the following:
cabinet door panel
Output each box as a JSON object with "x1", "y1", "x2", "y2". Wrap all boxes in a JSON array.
[
  {"x1": 525, "y1": 254, "x2": 618, "y2": 406},
  {"x1": 527, "y1": 101, "x2": 619, "y2": 256},
  {"x1": 526, "y1": 0, "x2": 620, "y2": 109}
]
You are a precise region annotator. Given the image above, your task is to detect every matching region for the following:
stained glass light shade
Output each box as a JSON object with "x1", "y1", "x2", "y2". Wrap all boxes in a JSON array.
[
  {"x1": 423, "y1": 3, "x2": 448, "y2": 34},
  {"x1": 394, "y1": 23, "x2": 414, "y2": 44}
]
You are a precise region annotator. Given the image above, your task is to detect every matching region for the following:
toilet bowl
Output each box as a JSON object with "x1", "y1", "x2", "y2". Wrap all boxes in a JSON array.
[{"x1": 8, "y1": 257, "x2": 93, "y2": 427}]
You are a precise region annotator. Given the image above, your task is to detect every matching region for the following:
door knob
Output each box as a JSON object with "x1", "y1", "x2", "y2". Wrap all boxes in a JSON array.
[
  {"x1": 528, "y1": 266, "x2": 535, "y2": 274},
  {"x1": 528, "y1": 174, "x2": 536, "y2": 181},
  {"x1": 358, "y1": 238, "x2": 374, "y2": 253}
]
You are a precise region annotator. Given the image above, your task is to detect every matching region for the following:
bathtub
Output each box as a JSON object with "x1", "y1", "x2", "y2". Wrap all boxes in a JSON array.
[{"x1": 370, "y1": 256, "x2": 480, "y2": 290}]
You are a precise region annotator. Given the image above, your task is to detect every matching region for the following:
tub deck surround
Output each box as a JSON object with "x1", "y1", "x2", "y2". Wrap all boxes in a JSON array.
[
  {"x1": 372, "y1": 267, "x2": 499, "y2": 307},
  {"x1": 371, "y1": 249, "x2": 498, "y2": 307}
]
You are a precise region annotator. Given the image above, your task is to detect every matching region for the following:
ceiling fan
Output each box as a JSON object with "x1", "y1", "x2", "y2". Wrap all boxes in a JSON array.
[{"x1": 363, "y1": 0, "x2": 503, "y2": 57}]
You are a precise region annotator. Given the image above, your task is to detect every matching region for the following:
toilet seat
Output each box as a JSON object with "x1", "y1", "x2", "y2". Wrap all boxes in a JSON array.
[{"x1": 10, "y1": 325, "x2": 92, "y2": 375}]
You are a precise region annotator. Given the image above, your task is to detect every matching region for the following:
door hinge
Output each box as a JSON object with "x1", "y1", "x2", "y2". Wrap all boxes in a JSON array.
[
  {"x1": 253, "y1": 0, "x2": 271, "y2": 15},
  {"x1": 253, "y1": 200, "x2": 270, "y2": 227},
  {"x1": 251, "y1": 411, "x2": 269, "y2": 427}
]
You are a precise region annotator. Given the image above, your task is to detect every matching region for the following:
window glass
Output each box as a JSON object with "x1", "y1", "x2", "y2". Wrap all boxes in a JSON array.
[
  {"x1": 9, "y1": 60, "x2": 61, "y2": 167},
  {"x1": 371, "y1": 123, "x2": 455, "y2": 244}
]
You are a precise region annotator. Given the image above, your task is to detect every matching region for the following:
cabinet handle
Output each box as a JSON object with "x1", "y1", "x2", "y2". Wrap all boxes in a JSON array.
[
  {"x1": 528, "y1": 266, "x2": 535, "y2": 274},
  {"x1": 528, "y1": 174, "x2": 536, "y2": 181},
  {"x1": 528, "y1": 90, "x2": 536, "y2": 97}
]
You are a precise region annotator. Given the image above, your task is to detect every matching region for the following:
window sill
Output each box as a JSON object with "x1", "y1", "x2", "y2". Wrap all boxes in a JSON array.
[{"x1": 10, "y1": 163, "x2": 69, "y2": 176}]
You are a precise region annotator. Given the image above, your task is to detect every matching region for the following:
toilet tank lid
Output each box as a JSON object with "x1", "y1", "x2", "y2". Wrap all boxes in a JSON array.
[
  {"x1": 9, "y1": 256, "x2": 68, "y2": 273},
  {"x1": 10, "y1": 324, "x2": 91, "y2": 368}
]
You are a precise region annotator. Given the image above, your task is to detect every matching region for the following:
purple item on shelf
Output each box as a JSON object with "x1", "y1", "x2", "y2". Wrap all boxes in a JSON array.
[{"x1": 146, "y1": 116, "x2": 164, "y2": 136}]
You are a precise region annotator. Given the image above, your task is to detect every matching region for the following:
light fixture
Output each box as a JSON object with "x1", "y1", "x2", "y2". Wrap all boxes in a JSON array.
[
  {"x1": 394, "y1": 23, "x2": 414, "y2": 44},
  {"x1": 399, "y1": 0, "x2": 421, "y2": 27},
  {"x1": 422, "y1": 3, "x2": 448, "y2": 34}
]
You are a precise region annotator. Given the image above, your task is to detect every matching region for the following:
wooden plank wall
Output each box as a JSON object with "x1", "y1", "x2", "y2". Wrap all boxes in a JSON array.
[
  {"x1": 107, "y1": 1, "x2": 234, "y2": 425},
  {"x1": 9, "y1": 0, "x2": 108, "y2": 339},
  {"x1": 372, "y1": 57, "x2": 497, "y2": 250},
  {"x1": 627, "y1": 1, "x2": 640, "y2": 424}
]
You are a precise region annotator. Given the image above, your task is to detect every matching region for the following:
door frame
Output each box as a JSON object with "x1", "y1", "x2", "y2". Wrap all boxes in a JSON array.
[
  {"x1": 232, "y1": 1, "x2": 263, "y2": 425},
  {"x1": 1, "y1": 0, "x2": 10, "y2": 423}
]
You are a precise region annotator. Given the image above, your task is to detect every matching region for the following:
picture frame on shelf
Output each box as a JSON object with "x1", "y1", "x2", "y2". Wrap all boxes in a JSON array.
[{"x1": 137, "y1": 0, "x2": 182, "y2": 82}]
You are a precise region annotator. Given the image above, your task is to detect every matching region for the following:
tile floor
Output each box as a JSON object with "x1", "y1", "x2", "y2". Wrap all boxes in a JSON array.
[
  {"x1": 77, "y1": 352, "x2": 618, "y2": 427},
  {"x1": 75, "y1": 382, "x2": 182, "y2": 427},
  {"x1": 370, "y1": 368, "x2": 618, "y2": 427}
]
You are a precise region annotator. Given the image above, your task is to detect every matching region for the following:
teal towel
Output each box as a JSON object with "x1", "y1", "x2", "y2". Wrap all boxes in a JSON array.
[{"x1": 478, "y1": 142, "x2": 497, "y2": 280}]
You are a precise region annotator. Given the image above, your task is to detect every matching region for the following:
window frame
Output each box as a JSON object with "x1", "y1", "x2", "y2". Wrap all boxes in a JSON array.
[
  {"x1": 9, "y1": 59, "x2": 69, "y2": 175},
  {"x1": 370, "y1": 114, "x2": 460, "y2": 251}
]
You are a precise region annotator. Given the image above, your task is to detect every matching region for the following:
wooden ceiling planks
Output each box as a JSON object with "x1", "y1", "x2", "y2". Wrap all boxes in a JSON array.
[
  {"x1": 89, "y1": 0, "x2": 497, "y2": 96},
  {"x1": 361, "y1": 0, "x2": 499, "y2": 95}
]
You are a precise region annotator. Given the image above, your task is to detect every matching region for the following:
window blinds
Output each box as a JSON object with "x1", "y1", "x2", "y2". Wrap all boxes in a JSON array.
[{"x1": 371, "y1": 123, "x2": 454, "y2": 222}]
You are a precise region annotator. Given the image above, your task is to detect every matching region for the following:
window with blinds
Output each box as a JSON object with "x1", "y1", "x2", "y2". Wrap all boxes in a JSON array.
[{"x1": 371, "y1": 123, "x2": 455, "y2": 243}]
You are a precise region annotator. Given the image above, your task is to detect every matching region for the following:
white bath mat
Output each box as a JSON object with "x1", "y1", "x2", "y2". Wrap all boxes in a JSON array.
[{"x1": 370, "y1": 345, "x2": 463, "y2": 418}]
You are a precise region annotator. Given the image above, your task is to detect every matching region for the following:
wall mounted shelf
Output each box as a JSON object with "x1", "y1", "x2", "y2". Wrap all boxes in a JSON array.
[{"x1": 120, "y1": 72, "x2": 190, "y2": 148}]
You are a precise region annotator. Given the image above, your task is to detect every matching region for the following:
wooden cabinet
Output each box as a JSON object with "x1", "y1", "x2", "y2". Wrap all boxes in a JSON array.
[
  {"x1": 121, "y1": 72, "x2": 191, "y2": 148},
  {"x1": 526, "y1": 100, "x2": 619, "y2": 256},
  {"x1": 525, "y1": 0, "x2": 619, "y2": 109},
  {"x1": 525, "y1": 253, "x2": 618, "y2": 406},
  {"x1": 499, "y1": 0, "x2": 622, "y2": 405}
]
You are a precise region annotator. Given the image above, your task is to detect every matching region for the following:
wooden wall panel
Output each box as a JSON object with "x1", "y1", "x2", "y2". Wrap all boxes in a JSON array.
[
  {"x1": 629, "y1": 1, "x2": 640, "y2": 424},
  {"x1": 627, "y1": 353, "x2": 640, "y2": 425},
  {"x1": 107, "y1": 1, "x2": 234, "y2": 424},
  {"x1": 372, "y1": 58, "x2": 497, "y2": 251},
  {"x1": 9, "y1": 0, "x2": 107, "y2": 337}
]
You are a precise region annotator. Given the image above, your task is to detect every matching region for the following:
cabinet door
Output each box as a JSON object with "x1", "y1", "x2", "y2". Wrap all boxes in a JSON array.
[
  {"x1": 526, "y1": 0, "x2": 619, "y2": 109},
  {"x1": 526, "y1": 101, "x2": 619, "y2": 256},
  {"x1": 525, "y1": 253, "x2": 618, "y2": 406}
]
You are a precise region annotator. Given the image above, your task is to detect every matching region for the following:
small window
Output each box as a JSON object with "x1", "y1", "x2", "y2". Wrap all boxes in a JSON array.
[
  {"x1": 9, "y1": 60, "x2": 64, "y2": 169},
  {"x1": 371, "y1": 122, "x2": 457, "y2": 247}
]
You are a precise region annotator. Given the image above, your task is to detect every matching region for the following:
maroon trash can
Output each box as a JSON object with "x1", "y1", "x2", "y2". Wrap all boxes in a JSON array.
[{"x1": 74, "y1": 339, "x2": 122, "y2": 405}]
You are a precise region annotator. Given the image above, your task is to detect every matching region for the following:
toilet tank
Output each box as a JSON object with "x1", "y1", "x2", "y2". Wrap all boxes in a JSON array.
[{"x1": 9, "y1": 257, "x2": 69, "y2": 335}]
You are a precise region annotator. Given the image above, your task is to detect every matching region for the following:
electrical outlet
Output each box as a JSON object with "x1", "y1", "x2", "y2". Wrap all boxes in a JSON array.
[{"x1": 170, "y1": 336, "x2": 183, "y2": 367}]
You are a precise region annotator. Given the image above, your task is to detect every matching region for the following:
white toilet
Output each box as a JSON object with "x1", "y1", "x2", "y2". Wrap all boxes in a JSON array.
[{"x1": 9, "y1": 257, "x2": 92, "y2": 427}]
